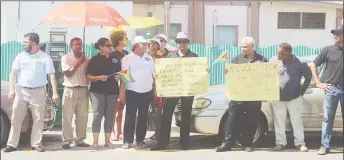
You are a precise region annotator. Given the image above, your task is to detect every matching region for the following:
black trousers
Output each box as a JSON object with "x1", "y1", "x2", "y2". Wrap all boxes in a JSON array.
[
  {"x1": 222, "y1": 101, "x2": 261, "y2": 147},
  {"x1": 123, "y1": 90, "x2": 153, "y2": 143},
  {"x1": 156, "y1": 96, "x2": 194, "y2": 148}
]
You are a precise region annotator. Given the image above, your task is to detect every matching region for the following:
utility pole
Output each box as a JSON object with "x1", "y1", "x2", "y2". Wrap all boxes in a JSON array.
[{"x1": 164, "y1": 1, "x2": 170, "y2": 39}]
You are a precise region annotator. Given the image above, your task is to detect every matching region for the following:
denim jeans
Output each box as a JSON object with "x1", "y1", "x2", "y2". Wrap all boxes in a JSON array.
[{"x1": 321, "y1": 86, "x2": 344, "y2": 148}]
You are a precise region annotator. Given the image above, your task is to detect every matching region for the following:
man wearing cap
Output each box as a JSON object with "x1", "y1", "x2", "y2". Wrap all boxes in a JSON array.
[
  {"x1": 310, "y1": 26, "x2": 343, "y2": 155},
  {"x1": 150, "y1": 32, "x2": 198, "y2": 151},
  {"x1": 119, "y1": 36, "x2": 154, "y2": 149},
  {"x1": 155, "y1": 33, "x2": 171, "y2": 57}
]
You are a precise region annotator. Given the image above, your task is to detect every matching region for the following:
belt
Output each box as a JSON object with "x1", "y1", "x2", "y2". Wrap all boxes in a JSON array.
[
  {"x1": 21, "y1": 86, "x2": 44, "y2": 89},
  {"x1": 66, "y1": 86, "x2": 88, "y2": 88}
]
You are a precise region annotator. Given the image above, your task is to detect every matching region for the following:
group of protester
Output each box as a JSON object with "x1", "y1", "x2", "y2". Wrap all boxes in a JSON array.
[{"x1": 2, "y1": 25, "x2": 343, "y2": 156}]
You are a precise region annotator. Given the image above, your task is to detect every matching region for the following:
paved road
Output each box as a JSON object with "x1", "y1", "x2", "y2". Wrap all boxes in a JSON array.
[{"x1": 2, "y1": 114, "x2": 343, "y2": 160}]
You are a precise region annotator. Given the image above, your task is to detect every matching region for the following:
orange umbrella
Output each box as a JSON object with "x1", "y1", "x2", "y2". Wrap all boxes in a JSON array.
[
  {"x1": 40, "y1": 2, "x2": 128, "y2": 48},
  {"x1": 41, "y1": 2, "x2": 128, "y2": 27}
]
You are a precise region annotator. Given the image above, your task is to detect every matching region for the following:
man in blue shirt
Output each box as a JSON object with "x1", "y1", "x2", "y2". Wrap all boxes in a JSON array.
[{"x1": 2, "y1": 32, "x2": 60, "y2": 153}]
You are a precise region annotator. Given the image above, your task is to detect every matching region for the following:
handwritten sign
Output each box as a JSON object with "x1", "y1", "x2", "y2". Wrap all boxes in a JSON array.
[
  {"x1": 225, "y1": 63, "x2": 280, "y2": 101},
  {"x1": 155, "y1": 57, "x2": 208, "y2": 97}
]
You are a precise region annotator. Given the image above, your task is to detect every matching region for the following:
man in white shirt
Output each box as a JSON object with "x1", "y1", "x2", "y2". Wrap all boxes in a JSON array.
[
  {"x1": 60, "y1": 37, "x2": 90, "y2": 149},
  {"x1": 119, "y1": 36, "x2": 154, "y2": 149}
]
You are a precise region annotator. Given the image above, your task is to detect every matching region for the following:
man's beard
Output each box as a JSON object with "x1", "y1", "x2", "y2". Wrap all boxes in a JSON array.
[{"x1": 24, "y1": 45, "x2": 32, "y2": 53}]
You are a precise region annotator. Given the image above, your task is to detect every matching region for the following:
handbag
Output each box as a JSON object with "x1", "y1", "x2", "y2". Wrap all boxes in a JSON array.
[{"x1": 147, "y1": 105, "x2": 157, "y2": 131}]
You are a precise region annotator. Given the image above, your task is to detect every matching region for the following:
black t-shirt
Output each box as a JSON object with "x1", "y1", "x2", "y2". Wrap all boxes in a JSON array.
[
  {"x1": 86, "y1": 53, "x2": 122, "y2": 95},
  {"x1": 313, "y1": 45, "x2": 343, "y2": 85},
  {"x1": 113, "y1": 49, "x2": 129, "y2": 60},
  {"x1": 230, "y1": 52, "x2": 268, "y2": 106}
]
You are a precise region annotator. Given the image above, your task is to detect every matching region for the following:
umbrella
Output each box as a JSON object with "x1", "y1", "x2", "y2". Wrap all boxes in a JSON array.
[
  {"x1": 106, "y1": 16, "x2": 163, "y2": 32},
  {"x1": 40, "y1": 2, "x2": 128, "y2": 46}
]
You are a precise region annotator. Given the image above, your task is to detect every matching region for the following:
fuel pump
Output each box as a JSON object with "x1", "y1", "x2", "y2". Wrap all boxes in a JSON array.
[{"x1": 48, "y1": 27, "x2": 67, "y2": 126}]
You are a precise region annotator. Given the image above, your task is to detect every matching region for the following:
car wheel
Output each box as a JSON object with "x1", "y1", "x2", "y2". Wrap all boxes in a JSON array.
[
  {"x1": 1, "y1": 113, "x2": 10, "y2": 148},
  {"x1": 218, "y1": 112, "x2": 267, "y2": 145}
]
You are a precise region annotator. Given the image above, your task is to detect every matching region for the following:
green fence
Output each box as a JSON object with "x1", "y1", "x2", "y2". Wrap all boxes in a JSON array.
[{"x1": 1, "y1": 41, "x2": 324, "y2": 86}]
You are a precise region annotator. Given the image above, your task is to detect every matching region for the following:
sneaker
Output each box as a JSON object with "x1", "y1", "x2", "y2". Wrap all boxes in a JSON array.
[
  {"x1": 244, "y1": 147, "x2": 253, "y2": 152},
  {"x1": 296, "y1": 145, "x2": 309, "y2": 152},
  {"x1": 32, "y1": 146, "x2": 45, "y2": 152},
  {"x1": 273, "y1": 144, "x2": 286, "y2": 151},
  {"x1": 317, "y1": 147, "x2": 330, "y2": 155},
  {"x1": 122, "y1": 143, "x2": 130, "y2": 149}
]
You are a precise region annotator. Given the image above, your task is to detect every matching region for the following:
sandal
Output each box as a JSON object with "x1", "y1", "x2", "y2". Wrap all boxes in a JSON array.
[
  {"x1": 92, "y1": 144, "x2": 98, "y2": 150},
  {"x1": 105, "y1": 142, "x2": 113, "y2": 149}
]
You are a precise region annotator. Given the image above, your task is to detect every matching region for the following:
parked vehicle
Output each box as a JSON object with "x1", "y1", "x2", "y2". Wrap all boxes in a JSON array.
[
  {"x1": 1, "y1": 81, "x2": 56, "y2": 147},
  {"x1": 174, "y1": 56, "x2": 343, "y2": 144}
]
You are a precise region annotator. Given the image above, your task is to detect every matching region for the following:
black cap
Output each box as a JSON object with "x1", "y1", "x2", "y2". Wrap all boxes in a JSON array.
[{"x1": 331, "y1": 26, "x2": 343, "y2": 36}]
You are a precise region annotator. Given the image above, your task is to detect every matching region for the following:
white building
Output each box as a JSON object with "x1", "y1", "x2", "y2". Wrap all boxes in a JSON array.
[
  {"x1": 133, "y1": 1, "x2": 343, "y2": 48},
  {"x1": 1, "y1": 1, "x2": 133, "y2": 44},
  {"x1": 1, "y1": 1, "x2": 343, "y2": 48}
]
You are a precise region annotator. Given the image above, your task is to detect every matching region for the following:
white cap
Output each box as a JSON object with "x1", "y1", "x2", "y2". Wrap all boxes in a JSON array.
[
  {"x1": 150, "y1": 38, "x2": 161, "y2": 47},
  {"x1": 132, "y1": 36, "x2": 150, "y2": 46},
  {"x1": 176, "y1": 32, "x2": 188, "y2": 40},
  {"x1": 155, "y1": 33, "x2": 168, "y2": 42}
]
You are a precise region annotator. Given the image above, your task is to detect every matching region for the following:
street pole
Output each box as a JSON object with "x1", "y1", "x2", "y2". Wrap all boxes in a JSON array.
[{"x1": 164, "y1": 1, "x2": 170, "y2": 39}]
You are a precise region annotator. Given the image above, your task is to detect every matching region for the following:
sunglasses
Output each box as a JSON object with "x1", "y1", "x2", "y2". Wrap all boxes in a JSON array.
[
  {"x1": 176, "y1": 39, "x2": 188, "y2": 44},
  {"x1": 104, "y1": 44, "x2": 113, "y2": 48}
]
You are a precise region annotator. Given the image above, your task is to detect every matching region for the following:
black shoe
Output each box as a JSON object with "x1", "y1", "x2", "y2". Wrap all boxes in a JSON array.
[
  {"x1": 32, "y1": 146, "x2": 45, "y2": 152},
  {"x1": 136, "y1": 141, "x2": 147, "y2": 147},
  {"x1": 75, "y1": 142, "x2": 90, "y2": 147},
  {"x1": 62, "y1": 144, "x2": 71, "y2": 149},
  {"x1": 122, "y1": 142, "x2": 130, "y2": 149},
  {"x1": 244, "y1": 147, "x2": 253, "y2": 152},
  {"x1": 150, "y1": 143, "x2": 167, "y2": 151},
  {"x1": 215, "y1": 144, "x2": 232, "y2": 152},
  {"x1": 2, "y1": 146, "x2": 17, "y2": 152}
]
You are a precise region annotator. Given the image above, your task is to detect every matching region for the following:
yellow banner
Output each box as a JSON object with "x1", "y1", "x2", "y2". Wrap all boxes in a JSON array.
[
  {"x1": 225, "y1": 63, "x2": 280, "y2": 101},
  {"x1": 155, "y1": 57, "x2": 208, "y2": 97}
]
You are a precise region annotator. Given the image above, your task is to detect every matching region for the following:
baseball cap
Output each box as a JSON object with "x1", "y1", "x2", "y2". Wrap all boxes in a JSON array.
[
  {"x1": 176, "y1": 32, "x2": 189, "y2": 40},
  {"x1": 132, "y1": 36, "x2": 150, "y2": 46},
  {"x1": 330, "y1": 26, "x2": 343, "y2": 36},
  {"x1": 155, "y1": 33, "x2": 168, "y2": 42},
  {"x1": 150, "y1": 38, "x2": 161, "y2": 47}
]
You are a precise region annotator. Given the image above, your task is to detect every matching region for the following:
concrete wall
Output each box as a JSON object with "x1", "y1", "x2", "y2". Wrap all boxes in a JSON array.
[
  {"x1": 259, "y1": 1, "x2": 338, "y2": 48},
  {"x1": 1, "y1": 1, "x2": 133, "y2": 43}
]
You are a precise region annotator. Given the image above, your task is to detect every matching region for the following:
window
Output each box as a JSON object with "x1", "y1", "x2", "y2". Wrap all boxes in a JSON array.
[
  {"x1": 135, "y1": 25, "x2": 164, "y2": 39},
  {"x1": 302, "y1": 13, "x2": 325, "y2": 29},
  {"x1": 278, "y1": 12, "x2": 301, "y2": 29},
  {"x1": 277, "y1": 12, "x2": 326, "y2": 29},
  {"x1": 169, "y1": 23, "x2": 182, "y2": 40},
  {"x1": 135, "y1": 24, "x2": 181, "y2": 40},
  {"x1": 215, "y1": 25, "x2": 238, "y2": 46}
]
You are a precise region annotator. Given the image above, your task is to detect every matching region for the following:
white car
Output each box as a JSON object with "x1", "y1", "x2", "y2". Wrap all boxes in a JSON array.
[{"x1": 174, "y1": 56, "x2": 343, "y2": 143}]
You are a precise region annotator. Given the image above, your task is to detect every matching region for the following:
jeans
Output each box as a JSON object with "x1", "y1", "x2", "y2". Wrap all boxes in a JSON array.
[{"x1": 321, "y1": 86, "x2": 343, "y2": 148}]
